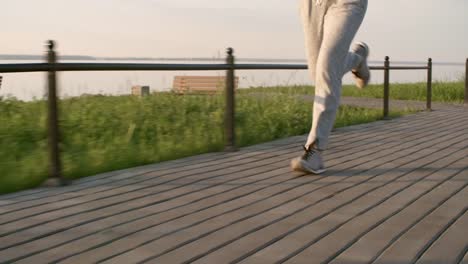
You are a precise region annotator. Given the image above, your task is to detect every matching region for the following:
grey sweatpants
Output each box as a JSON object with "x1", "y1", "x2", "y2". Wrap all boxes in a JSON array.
[{"x1": 301, "y1": 0, "x2": 368, "y2": 150}]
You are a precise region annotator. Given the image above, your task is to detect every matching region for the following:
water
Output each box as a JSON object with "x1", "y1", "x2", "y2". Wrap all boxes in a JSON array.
[{"x1": 0, "y1": 59, "x2": 465, "y2": 101}]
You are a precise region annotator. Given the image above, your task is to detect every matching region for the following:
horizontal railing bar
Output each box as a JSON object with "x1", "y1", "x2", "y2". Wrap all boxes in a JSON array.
[
  {"x1": 0, "y1": 63, "x2": 50, "y2": 73},
  {"x1": 60, "y1": 63, "x2": 231, "y2": 71},
  {"x1": 385, "y1": 66, "x2": 429, "y2": 70},
  {"x1": 0, "y1": 63, "x2": 231, "y2": 73},
  {"x1": 0, "y1": 63, "x2": 429, "y2": 73},
  {"x1": 234, "y1": 65, "x2": 423, "y2": 71},
  {"x1": 235, "y1": 64, "x2": 307, "y2": 70}
]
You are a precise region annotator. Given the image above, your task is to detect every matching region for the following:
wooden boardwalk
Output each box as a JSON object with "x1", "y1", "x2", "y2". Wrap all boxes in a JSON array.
[{"x1": 0, "y1": 105, "x2": 467, "y2": 264}]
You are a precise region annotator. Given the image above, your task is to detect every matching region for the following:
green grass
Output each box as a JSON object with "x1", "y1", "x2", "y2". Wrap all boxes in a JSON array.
[
  {"x1": 245, "y1": 81, "x2": 465, "y2": 103},
  {"x1": 0, "y1": 91, "x2": 409, "y2": 194},
  {"x1": 342, "y1": 81, "x2": 464, "y2": 103}
]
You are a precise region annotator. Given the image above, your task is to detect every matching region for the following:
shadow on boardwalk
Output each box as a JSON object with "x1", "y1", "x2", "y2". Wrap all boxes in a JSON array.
[{"x1": 0, "y1": 105, "x2": 467, "y2": 264}]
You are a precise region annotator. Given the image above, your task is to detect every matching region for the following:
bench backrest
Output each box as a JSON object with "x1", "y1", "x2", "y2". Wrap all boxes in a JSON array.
[{"x1": 173, "y1": 76, "x2": 239, "y2": 94}]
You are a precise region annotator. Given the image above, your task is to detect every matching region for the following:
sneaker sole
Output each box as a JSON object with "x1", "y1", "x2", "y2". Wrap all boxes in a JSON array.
[
  {"x1": 290, "y1": 158, "x2": 327, "y2": 175},
  {"x1": 353, "y1": 42, "x2": 370, "y2": 89}
]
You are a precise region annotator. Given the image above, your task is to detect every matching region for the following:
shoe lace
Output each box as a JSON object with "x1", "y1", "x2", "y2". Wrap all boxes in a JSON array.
[
  {"x1": 352, "y1": 70, "x2": 363, "y2": 78},
  {"x1": 302, "y1": 146, "x2": 317, "y2": 160}
]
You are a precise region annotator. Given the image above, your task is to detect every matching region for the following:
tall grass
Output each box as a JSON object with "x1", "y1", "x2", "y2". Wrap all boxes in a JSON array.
[
  {"x1": 0, "y1": 91, "x2": 407, "y2": 194},
  {"x1": 0, "y1": 98, "x2": 48, "y2": 192},
  {"x1": 342, "y1": 81, "x2": 464, "y2": 103},
  {"x1": 245, "y1": 81, "x2": 464, "y2": 103}
]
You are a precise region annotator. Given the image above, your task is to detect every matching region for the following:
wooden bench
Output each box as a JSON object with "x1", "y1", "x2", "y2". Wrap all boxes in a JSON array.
[{"x1": 172, "y1": 76, "x2": 238, "y2": 94}]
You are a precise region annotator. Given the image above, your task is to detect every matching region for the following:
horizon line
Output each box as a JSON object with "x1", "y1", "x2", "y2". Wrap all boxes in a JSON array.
[{"x1": 0, "y1": 55, "x2": 465, "y2": 66}]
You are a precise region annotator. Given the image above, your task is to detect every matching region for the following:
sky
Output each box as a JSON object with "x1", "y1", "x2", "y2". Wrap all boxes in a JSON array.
[{"x1": 2, "y1": 0, "x2": 468, "y2": 63}]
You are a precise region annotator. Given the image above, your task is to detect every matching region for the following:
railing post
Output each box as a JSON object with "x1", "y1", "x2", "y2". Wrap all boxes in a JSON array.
[
  {"x1": 224, "y1": 48, "x2": 236, "y2": 151},
  {"x1": 465, "y1": 58, "x2": 468, "y2": 106},
  {"x1": 427, "y1": 58, "x2": 432, "y2": 111},
  {"x1": 383, "y1": 56, "x2": 390, "y2": 119},
  {"x1": 44, "y1": 40, "x2": 66, "y2": 186}
]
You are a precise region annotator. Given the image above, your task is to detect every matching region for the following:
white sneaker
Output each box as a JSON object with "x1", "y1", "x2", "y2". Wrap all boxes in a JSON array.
[
  {"x1": 352, "y1": 42, "x2": 370, "y2": 89},
  {"x1": 290, "y1": 146, "x2": 326, "y2": 174}
]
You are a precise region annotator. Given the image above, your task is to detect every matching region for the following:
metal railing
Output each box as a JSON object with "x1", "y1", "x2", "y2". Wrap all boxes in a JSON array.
[
  {"x1": 0, "y1": 40, "x2": 455, "y2": 185},
  {"x1": 466, "y1": 58, "x2": 468, "y2": 106}
]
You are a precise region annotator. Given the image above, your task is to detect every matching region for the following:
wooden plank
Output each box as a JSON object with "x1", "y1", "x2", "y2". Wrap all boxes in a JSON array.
[
  {"x1": 329, "y1": 172, "x2": 468, "y2": 263},
  {"x1": 330, "y1": 109, "x2": 462, "y2": 146},
  {"x1": 1, "y1": 169, "x2": 304, "y2": 262},
  {"x1": 70, "y1": 127, "x2": 467, "y2": 263},
  {"x1": 373, "y1": 187, "x2": 468, "y2": 264},
  {"x1": 461, "y1": 250, "x2": 468, "y2": 264},
  {"x1": 172, "y1": 76, "x2": 238, "y2": 94},
  {"x1": 415, "y1": 211, "x2": 468, "y2": 264},
  {"x1": 177, "y1": 149, "x2": 468, "y2": 264},
  {"x1": 174, "y1": 76, "x2": 226, "y2": 80},
  {"x1": 275, "y1": 157, "x2": 468, "y2": 264},
  {"x1": 175, "y1": 79, "x2": 225, "y2": 84},
  {"x1": 174, "y1": 83, "x2": 226, "y2": 87}
]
